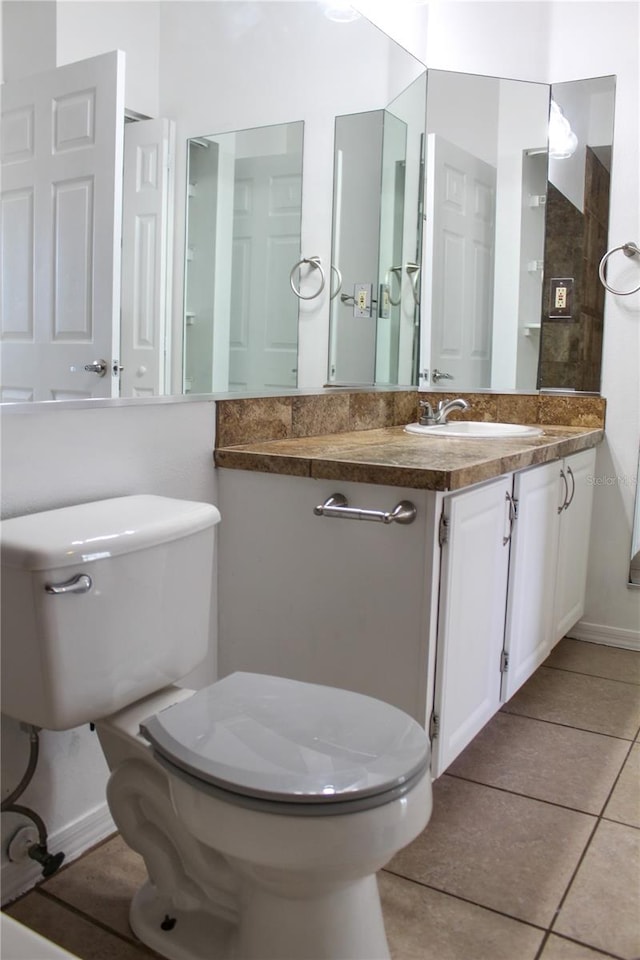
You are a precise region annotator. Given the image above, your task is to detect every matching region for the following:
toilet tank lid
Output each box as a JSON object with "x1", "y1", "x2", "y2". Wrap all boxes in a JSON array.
[{"x1": 0, "y1": 495, "x2": 221, "y2": 571}]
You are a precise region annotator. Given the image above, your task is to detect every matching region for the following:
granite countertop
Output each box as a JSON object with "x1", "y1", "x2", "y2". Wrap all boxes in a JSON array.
[{"x1": 215, "y1": 423, "x2": 604, "y2": 492}]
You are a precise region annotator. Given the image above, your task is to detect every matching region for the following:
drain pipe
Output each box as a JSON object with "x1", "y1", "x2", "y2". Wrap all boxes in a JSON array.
[{"x1": 2, "y1": 725, "x2": 65, "y2": 878}]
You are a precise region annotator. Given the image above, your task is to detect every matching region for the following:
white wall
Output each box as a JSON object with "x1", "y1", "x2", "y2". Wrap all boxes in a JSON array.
[
  {"x1": 547, "y1": 1, "x2": 640, "y2": 645},
  {"x1": 1, "y1": 0, "x2": 56, "y2": 79},
  {"x1": 0, "y1": 400, "x2": 217, "y2": 902},
  {"x1": 56, "y1": 0, "x2": 160, "y2": 117}
]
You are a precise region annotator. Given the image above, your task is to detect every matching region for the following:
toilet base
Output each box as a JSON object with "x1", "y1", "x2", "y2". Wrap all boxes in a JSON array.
[
  {"x1": 130, "y1": 881, "x2": 234, "y2": 960},
  {"x1": 130, "y1": 873, "x2": 391, "y2": 960},
  {"x1": 232, "y1": 871, "x2": 391, "y2": 960}
]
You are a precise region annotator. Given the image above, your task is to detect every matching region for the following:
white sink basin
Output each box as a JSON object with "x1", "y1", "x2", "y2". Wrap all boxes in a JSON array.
[{"x1": 405, "y1": 421, "x2": 543, "y2": 439}]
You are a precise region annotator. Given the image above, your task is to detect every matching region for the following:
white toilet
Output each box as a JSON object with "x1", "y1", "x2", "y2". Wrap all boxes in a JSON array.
[{"x1": 0, "y1": 495, "x2": 432, "y2": 960}]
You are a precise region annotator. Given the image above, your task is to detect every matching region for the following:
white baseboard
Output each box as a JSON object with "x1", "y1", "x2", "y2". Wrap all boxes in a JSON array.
[
  {"x1": 1, "y1": 801, "x2": 116, "y2": 906},
  {"x1": 568, "y1": 620, "x2": 640, "y2": 651}
]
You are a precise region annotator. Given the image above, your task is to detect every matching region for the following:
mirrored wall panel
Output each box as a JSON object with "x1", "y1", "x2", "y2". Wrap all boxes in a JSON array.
[
  {"x1": 538, "y1": 76, "x2": 615, "y2": 392},
  {"x1": 184, "y1": 122, "x2": 303, "y2": 394},
  {"x1": 420, "y1": 70, "x2": 550, "y2": 393},
  {"x1": 328, "y1": 73, "x2": 427, "y2": 387}
]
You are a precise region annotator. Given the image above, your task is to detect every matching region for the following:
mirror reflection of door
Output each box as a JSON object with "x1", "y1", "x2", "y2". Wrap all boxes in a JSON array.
[
  {"x1": 424, "y1": 134, "x2": 496, "y2": 388},
  {"x1": 1, "y1": 51, "x2": 125, "y2": 401},
  {"x1": 183, "y1": 122, "x2": 303, "y2": 394},
  {"x1": 120, "y1": 117, "x2": 175, "y2": 398}
]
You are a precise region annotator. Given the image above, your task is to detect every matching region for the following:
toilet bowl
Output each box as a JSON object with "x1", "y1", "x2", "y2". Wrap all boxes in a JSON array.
[{"x1": 0, "y1": 496, "x2": 433, "y2": 960}]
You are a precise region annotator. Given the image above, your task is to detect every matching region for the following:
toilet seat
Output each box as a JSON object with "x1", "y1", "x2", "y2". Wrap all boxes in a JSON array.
[{"x1": 141, "y1": 672, "x2": 430, "y2": 815}]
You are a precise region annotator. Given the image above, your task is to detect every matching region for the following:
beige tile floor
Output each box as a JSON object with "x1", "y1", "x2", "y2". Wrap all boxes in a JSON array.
[{"x1": 4, "y1": 639, "x2": 640, "y2": 960}]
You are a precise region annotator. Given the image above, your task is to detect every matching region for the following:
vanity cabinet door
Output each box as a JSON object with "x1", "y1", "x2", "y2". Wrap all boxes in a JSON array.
[
  {"x1": 431, "y1": 475, "x2": 512, "y2": 777},
  {"x1": 501, "y1": 461, "x2": 562, "y2": 701},
  {"x1": 553, "y1": 448, "x2": 597, "y2": 644},
  {"x1": 217, "y1": 470, "x2": 437, "y2": 725}
]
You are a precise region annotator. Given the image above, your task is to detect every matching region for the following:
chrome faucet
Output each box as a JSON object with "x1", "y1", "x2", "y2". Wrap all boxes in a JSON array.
[{"x1": 419, "y1": 397, "x2": 470, "y2": 426}]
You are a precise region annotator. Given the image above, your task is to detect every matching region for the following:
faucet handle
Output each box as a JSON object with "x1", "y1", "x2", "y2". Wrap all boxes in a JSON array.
[{"x1": 418, "y1": 400, "x2": 436, "y2": 425}]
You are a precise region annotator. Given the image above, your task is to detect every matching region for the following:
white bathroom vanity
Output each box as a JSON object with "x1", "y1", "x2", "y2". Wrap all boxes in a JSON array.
[{"x1": 215, "y1": 396, "x2": 600, "y2": 778}]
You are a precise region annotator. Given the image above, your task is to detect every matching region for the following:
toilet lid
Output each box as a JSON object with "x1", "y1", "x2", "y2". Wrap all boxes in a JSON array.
[{"x1": 141, "y1": 672, "x2": 429, "y2": 806}]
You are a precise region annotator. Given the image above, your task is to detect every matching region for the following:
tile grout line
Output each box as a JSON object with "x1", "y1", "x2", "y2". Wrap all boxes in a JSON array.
[
  {"x1": 381, "y1": 866, "x2": 549, "y2": 935},
  {"x1": 543, "y1": 663, "x2": 640, "y2": 687},
  {"x1": 445, "y1": 738, "x2": 640, "y2": 830},
  {"x1": 34, "y1": 887, "x2": 158, "y2": 957},
  {"x1": 382, "y1": 870, "x2": 623, "y2": 960},
  {"x1": 532, "y1": 734, "x2": 639, "y2": 960},
  {"x1": 499, "y1": 706, "x2": 638, "y2": 742},
  {"x1": 443, "y1": 771, "x2": 604, "y2": 819},
  {"x1": 534, "y1": 927, "x2": 625, "y2": 960}
]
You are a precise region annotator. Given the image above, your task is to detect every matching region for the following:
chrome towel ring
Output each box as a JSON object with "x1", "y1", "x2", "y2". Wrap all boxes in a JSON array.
[
  {"x1": 290, "y1": 256, "x2": 325, "y2": 300},
  {"x1": 329, "y1": 264, "x2": 343, "y2": 300},
  {"x1": 388, "y1": 266, "x2": 403, "y2": 306},
  {"x1": 406, "y1": 262, "x2": 421, "y2": 306},
  {"x1": 598, "y1": 241, "x2": 640, "y2": 296}
]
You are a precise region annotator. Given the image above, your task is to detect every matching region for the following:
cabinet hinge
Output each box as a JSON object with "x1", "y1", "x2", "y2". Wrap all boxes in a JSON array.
[
  {"x1": 438, "y1": 511, "x2": 449, "y2": 547},
  {"x1": 429, "y1": 712, "x2": 440, "y2": 740},
  {"x1": 500, "y1": 650, "x2": 510, "y2": 673}
]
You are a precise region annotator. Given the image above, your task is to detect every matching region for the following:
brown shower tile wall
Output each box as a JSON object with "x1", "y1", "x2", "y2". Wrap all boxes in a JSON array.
[
  {"x1": 539, "y1": 148, "x2": 610, "y2": 392},
  {"x1": 215, "y1": 391, "x2": 606, "y2": 448}
]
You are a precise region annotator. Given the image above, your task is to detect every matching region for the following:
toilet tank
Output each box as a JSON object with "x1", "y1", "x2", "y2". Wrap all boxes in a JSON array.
[{"x1": 0, "y1": 495, "x2": 220, "y2": 731}]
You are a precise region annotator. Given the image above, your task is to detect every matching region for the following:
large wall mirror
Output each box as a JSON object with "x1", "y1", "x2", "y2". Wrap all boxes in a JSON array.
[
  {"x1": 417, "y1": 69, "x2": 615, "y2": 394},
  {"x1": 0, "y1": 0, "x2": 616, "y2": 404},
  {"x1": 0, "y1": 1, "x2": 425, "y2": 402}
]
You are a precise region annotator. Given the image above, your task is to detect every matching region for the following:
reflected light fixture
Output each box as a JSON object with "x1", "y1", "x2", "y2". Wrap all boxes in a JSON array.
[
  {"x1": 549, "y1": 99, "x2": 578, "y2": 159},
  {"x1": 319, "y1": 1, "x2": 361, "y2": 22}
]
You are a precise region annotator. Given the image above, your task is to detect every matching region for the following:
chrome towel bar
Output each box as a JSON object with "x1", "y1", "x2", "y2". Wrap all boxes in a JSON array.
[{"x1": 313, "y1": 493, "x2": 417, "y2": 525}]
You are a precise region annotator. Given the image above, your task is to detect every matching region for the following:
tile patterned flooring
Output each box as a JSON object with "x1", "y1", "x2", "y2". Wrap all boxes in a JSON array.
[{"x1": 4, "y1": 639, "x2": 640, "y2": 960}]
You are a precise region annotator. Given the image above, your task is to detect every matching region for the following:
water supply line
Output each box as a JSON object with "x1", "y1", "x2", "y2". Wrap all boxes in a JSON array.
[{"x1": 2, "y1": 724, "x2": 65, "y2": 877}]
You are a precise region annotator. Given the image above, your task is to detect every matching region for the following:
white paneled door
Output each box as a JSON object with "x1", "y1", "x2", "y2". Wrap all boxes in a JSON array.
[
  {"x1": 120, "y1": 118, "x2": 175, "y2": 398},
  {"x1": 422, "y1": 134, "x2": 496, "y2": 389},
  {"x1": 0, "y1": 51, "x2": 125, "y2": 401},
  {"x1": 228, "y1": 154, "x2": 301, "y2": 391}
]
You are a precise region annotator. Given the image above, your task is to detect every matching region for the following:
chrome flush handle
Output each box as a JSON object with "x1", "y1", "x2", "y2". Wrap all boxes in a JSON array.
[{"x1": 44, "y1": 574, "x2": 93, "y2": 595}]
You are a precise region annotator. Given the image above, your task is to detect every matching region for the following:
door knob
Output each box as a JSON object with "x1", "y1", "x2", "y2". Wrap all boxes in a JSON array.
[
  {"x1": 432, "y1": 368, "x2": 454, "y2": 383},
  {"x1": 84, "y1": 360, "x2": 108, "y2": 377}
]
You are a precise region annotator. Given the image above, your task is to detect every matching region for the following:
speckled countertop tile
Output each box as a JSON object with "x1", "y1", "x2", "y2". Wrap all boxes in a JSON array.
[{"x1": 215, "y1": 424, "x2": 604, "y2": 491}]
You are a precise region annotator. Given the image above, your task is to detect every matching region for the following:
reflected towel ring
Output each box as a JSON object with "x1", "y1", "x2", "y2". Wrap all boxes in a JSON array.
[
  {"x1": 330, "y1": 264, "x2": 343, "y2": 300},
  {"x1": 388, "y1": 266, "x2": 402, "y2": 306},
  {"x1": 406, "y1": 262, "x2": 421, "y2": 306},
  {"x1": 290, "y1": 256, "x2": 325, "y2": 300},
  {"x1": 598, "y1": 241, "x2": 640, "y2": 296}
]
